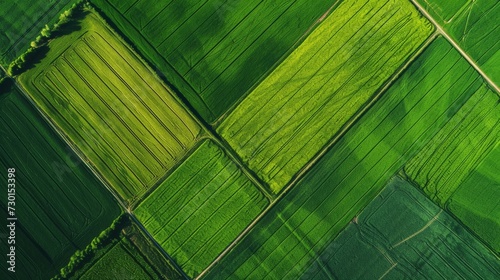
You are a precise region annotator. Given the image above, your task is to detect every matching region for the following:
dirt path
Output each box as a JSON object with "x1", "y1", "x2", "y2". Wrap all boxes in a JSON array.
[{"x1": 409, "y1": 0, "x2": 499, "y2": 94}]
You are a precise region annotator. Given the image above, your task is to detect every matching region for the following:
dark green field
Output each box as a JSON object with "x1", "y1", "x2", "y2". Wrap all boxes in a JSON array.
[
  {"x1": 300, "y1": 176, "x2": 500, "y2": 279},
  {"x1": 218, "y1": 0, "x2": 433, "y2": 193},
  {"x1": 0, "y1": 0, "x2": 76, "y2": 65},
  {"x1": 18, "y1": 11, "x2": 202, "y2": 204},
  {"x1": 0, "y1": 89, "x2": 120, "y2": 279},
  {"x1": 135, "y1": 140, "x2": 268, "y2": 277},
  {"x1": 90, "y1": 0, "x2": 341, "y2": 122}
]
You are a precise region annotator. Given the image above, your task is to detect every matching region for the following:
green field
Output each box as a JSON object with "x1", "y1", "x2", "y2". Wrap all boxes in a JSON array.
[
  {"x1": 80, "y1": 238, "x2": 160, "y2": 279},
  {"x1": 0, "y1": 0, "x2": 76, "y2": 65},
  {"x1": 404, "y1": 83, "x2": 499, "y2": 205},
  {"x1": 300, "y1": 176, "x2": 500, "y2": 279},
  {"x1": 0, "y1": 89, "x2": 120, "y2": 280},
  {"x1": 218, "y1": 0, "x2": 433, "y2": 193},
  {"x1": 91, "y1": 0, "x2": 340, "y2": 122},
  {"x1": 415, "y1": 0, "x2": 500, "y2": 85},
  {"x1": 18, "y1": 11, "x2": 202, "y2": 203},
  {"x1": 135, "y1": 140, "x2": 268, "y2": 277},
  {"x1": 403, "y1": 69, "x2": 500, "y2": 253},
  {"x1": 448, "y1": 143, "x2": 500, "y2": 254},
  {"x1": 203, "y1": 36, "x2": 482, "y2": 279}
]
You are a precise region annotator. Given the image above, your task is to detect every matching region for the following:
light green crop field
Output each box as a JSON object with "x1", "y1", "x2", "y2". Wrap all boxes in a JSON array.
[
  {"x1": 135, "y1": 140, "x2": 268, "y2": 277},
  {"x1": 448, "y1": 143, "x2": 500, "y2": 254},
  {"x1": 0, "y1": 89, "x2": 120, "y2": 280},
  {"x1": 0, "y1": 0, "x2": 76, "y2": 65},
  {"x1": 18, "y1": 11, "x2": 202, "y2": 204},
  {"x1": 80, "y1": 238, "x2": 160, "y2": 280},
  {"x1": 204, "y1": 36, "x2": 483, "y2": 279},
  {"x1": 91, "y1": 0, "x2": 339, "y2": 122},
  {"x1": 218, "y1": 0, "x2": 433, "y2": 193},
  {"x1": 415, "y1": 0, "x2": 500, "y2": 85},
  {"x1": 300, "y1": 176, "x2": 500, "y2": 279}
]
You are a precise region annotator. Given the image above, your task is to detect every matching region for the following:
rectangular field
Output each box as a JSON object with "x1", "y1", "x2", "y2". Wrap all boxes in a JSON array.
[
  {"x1": 415, "y1": 0, "x2": 500, "y2": 85},
  {"x1": 203, "y1": 37, "x2": 484, "y2": 279},
  {"x1": 0, "y1": 0, "x2": 76, "y2": 65},
  {"x1": 300, "y1": 176, "x2": 500, "y2": 279},
  {"x1": 135, "y1": 140, "x2": 268, "y2": 278},
  {"x1": 0, "y1": 89, "x2": 120, "y2": 280},
  {"x1": 18, "y1": 11, "x2": 202, "y2": 203},
  {"x1": 218, "y1": 0, "x2": 433, "y2": 193},
  {"x1": 91, "y1": 0, "x2": 339, "y2": 122}
]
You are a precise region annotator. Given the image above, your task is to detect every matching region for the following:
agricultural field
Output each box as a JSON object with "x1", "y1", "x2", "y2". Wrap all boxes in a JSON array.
[
  {"x1": 80, "y1": 239, "x2": 160, "y2": 279},
  {"x1": 0, "y1": 0, "x2": 76, "y2": 65},
  {"x1": 299, "y1": 176, "x2": 500, "y2": 279},
  {"x1": 218, "y1": 0, "x2": 433, "y2": 193},
  {"x1": 403, "y1": 71, "x2": 500, "y2": 253},
  {"x1": 414, "y1": 0, "x2": 500, "y2": 86},
  {"x1": 203, "y1": 36, "x2": 485, "y2": 279},
  {"x1": 448, "y1": 143, "x2": 500, "y2": 254},
  {"x1": 0, "y1": 88, "x2": 120, "y2": 279},
  {"x1": 90, "y1": 0, "x2": 340, "y2": 122},
  {"x1": 135, "y1": 140, "x2": 268, "y2": 278},
  {"x1": 18, "y1": 11, "x2": 202, "y2": 204}
]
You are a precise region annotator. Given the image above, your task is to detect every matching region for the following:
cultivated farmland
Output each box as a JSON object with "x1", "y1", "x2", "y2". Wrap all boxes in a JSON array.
[
  {"x1": 448, "y1": 143, "x2": 500, "y2": 254},
  {"x1": 135, "y1": 140, "x2": 268, "y2": 278},
  {"x1": 91, "y1": 0, "x2": 340, "y2": 122},
  {"x1": 219, "y1": 0, "x2": 433, "y2": 193},
  {"x1": 80, "y1": 238, "x2": 161, "y2": 279},
  {"x1": 0, "y1": 0, "x2": 76, "y2": 65},
  {"x1": 18, "y1": 12, "x2": 202, "y2": 204},
  {"x1": 204, "y1": 36, "x2": 482, "y2": 279},
  {"x1": 0, "y1": 89, "x2": 120, "y2": 279},
  {"x1": 415, "y1": 0, "x2": 500, "y2": 86},
  {"x1": 300, "y1": 176, "x2": 500, "y2": 279}
]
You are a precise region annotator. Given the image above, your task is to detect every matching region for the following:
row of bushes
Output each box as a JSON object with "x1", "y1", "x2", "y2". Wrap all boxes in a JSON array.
[
  {"x1": 6, "y1": 0, "x2": 87, "y2": 76},
  {"x1": 52, "y1": 214, "x2": 129, "y2": 280}
]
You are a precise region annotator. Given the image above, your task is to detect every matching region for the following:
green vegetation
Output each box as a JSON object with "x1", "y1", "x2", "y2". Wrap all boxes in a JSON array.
[
  {"x1": 448, "y1": 143, "x2": 500, "y2": 254},
  {"x1": 403, "y1": 53, "x2": 500, "y2": 253},
  {"x1": 90, "y1": 0, "x2": 340, "y2": 122},
  {"x1": 18, "y1": 11, "x2": 202, "y2": 204},
  {"x1": 218, "y1": 0, "x2": 433, "y2": 193},
  {"x1": 300, "y1": 176, "x2": 500, "y2": 279},
  {"x1": 0, "y1": 0, "x2": 77, "y2": 66},
  {"x1": 135, "y1": 140, "x2": 268, "y2": 277},
  {"x1": 0, "y1": 89, "x2": 120, "y2": 280},
  {"x1": 55, "y1": 214, "x2": 183, "y2": 279},
  {"x1": 416, "y1": 0, "x2": 500, "y2": 85},
  {"x1": 80, "y1": 239, "x2": 158, "y2": 279},
  {"x1": 204, "y1": 37, "x2": 483, "y2": 279},
  {"x1": 7, "y1": 1, "x2": 85, "y2": 77}
]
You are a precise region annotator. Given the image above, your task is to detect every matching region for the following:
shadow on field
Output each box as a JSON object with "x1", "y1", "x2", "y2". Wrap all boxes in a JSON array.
[
  {"x1": 52, "y1": 10, "x2": 89, "y2": 38},
  {"x1": 21, "y1": 45, "x2": 50, "y2": 72}
]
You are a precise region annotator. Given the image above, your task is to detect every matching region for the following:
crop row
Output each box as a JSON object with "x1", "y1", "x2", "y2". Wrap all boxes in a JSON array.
[
  {"x1": 19, "y1": 13, "x2": 201, "y2": 203},
  {"x1": 91, "y1": 0, "x2": 339, "y2": 122},
  {"x1": 0, "y1": 89, "x2": 120, "y2": 279},
  {"x1": 219, "y1": 0, "x2": 433, "y2": 193},
  {"x1": 135, "y1": 140, "x2": 268, "y2": 278}
]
